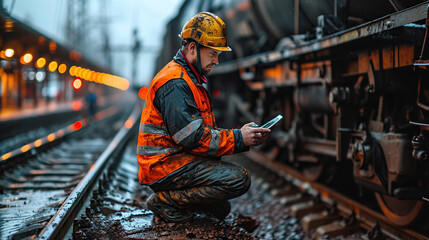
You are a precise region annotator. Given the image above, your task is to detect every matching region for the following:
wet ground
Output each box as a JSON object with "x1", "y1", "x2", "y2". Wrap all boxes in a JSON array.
[{"x1": 73, "y1": 140, "x2": 311, "y2": 240}]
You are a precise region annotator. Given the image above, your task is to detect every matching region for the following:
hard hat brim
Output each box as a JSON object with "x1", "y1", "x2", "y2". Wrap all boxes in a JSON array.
[{"x1": 207, "y1": 46, "x2": 232, "y2": 52}]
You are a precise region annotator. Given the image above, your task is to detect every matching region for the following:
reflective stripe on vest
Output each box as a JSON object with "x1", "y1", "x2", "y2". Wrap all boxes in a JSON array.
[
  {"x1": 208, "y1": 129, "x2": 220, "y2": 156},
  {"x1": 139, "y1": 123, "x2": 169, "y2": 136},
  {"x1": 137, "y1": 145, "x2": 180, "y2": 155},
  {"x1": 172, "y1": 119, "x2": 203, "y2": 144}
]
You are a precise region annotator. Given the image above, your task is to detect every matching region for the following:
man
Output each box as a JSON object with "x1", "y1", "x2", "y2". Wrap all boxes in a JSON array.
[
  {"x1": 84, "y1": 84, "x2": 97, "y2": 123},
  {"x1": 137, "y1": 12, "x2": 271, "y2": 223}
]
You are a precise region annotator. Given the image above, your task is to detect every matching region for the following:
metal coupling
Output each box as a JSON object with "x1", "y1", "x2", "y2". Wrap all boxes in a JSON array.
[
  {"x1": 329, "y1": 87, "x2": 349, "y2": 105},
  {"x1": 412, "y1": 135, "x2": 428, "y2": 161},
  {"x1": 352, "y1": 141, "x2": 372, "y2": 169}
]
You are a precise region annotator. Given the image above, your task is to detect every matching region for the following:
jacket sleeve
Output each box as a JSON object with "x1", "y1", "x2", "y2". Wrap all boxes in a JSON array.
[{"x1": 154, "y1": 79, "x2": 249, "y2": 156}]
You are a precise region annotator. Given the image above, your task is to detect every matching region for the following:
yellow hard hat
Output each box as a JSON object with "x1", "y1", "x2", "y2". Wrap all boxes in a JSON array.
[{"x1": 179, "y1": 12, "x2": 232, "y2": 52}]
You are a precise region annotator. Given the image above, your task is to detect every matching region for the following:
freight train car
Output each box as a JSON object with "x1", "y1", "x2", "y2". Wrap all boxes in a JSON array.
[{"x1": 155, "y1": 0, "x2": 429, "y2": 226}]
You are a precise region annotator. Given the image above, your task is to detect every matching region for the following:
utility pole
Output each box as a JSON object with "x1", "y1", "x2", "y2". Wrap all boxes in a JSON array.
[
  {"x1": 131, "y1": 28, "x2": 141, "y2": 85},
  {"x1": 100, "y1": 0, "x2": 112, "y2": 69},
  {"x1": 79, "y1": 0, "x2": 87, "y2": 50},
  {"x1": 110, "y1": 28, "x2": 143, "y2": 86},
  {"x1": 65, "y1": 0, "x2": 111, "y2": 71},
  {"x1": 66, "y1": 0, "x2": 87, "y2": 51}
]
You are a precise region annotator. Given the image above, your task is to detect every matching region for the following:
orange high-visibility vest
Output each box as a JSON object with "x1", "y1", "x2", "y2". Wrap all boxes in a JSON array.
[{"x1": 137, "y1": 61, "x2": 236, "y2": 184}]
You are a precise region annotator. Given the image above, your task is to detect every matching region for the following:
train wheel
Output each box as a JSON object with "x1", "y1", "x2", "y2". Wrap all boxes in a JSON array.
[
  {"x1": 375, "y1": 193, "x2": 425, "y2": 226},
  {"x1": 300, "y1": 161, "x2": 336, "y2": 183}
]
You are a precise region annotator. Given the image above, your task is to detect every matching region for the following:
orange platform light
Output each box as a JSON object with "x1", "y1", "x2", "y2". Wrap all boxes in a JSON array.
[
  {"x1": 97, "y1": 73, "x2": 105, "y2": 83},
  {"x1": 69, "y1": 66, "x2": 76, "y2": 76},
  {"x1": 48, "y1": 61, "x2": 58, "y2": 72},
  {"x1": 20, "y1": 53, "x2": 33, "y2": 64},
  {"x1": 92, "y1": 72, "x2": 99, "y2": 83},
  {"x1": 49, "y1": 41, "x2": 57, "y2": 53},
  {"x1": 47, "y1": 133, "x2": 56, "y2": 142},
  {"x1": 1, "y1": 153, "x2": 11, "y2": 161},
  {"x1": 77, "y1": 67, "x2": 85, "y2": 78},
  {"x1": 20, "y1": 144, "x2": 30, "y2": 153},
  {"x1": 73, "y1": 78, "x2": 83, "y2": 90},
  {"x1": 83, "y1": 69, "x2": 90, "y2": 80},
  {"x1": 58, "y1": 64, "x2": 67, "y2": 74},
  {"x1": 88, "y1": 70, "x2": 95, "y2": 81},
  {"x1": 36, "y1": 57, "x2": 46, "y2": 68},
  {"x1": 75, "y1": 68, "x2": 81, "y2": 78},
  {"x1": 102, "y1": 74, "x2": 130, "y2": 90},
  {"x1": 34, "y1": 139, "x2": 43, "y2": 147},
  {"x1": 125, "y1": 119, "x2": 133, "y2": 129}
]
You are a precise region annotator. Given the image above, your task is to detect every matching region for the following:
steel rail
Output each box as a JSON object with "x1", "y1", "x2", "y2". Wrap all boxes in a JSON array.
[
  {"x1": 245, "y1": 150, "x2": 428, "y2": 240},
  {"x1": 36, "y1": 104, "x2": 141, "y2": 240},
  {"x1": 212, "y1": 1, "x2": 429, "y2": 75}
]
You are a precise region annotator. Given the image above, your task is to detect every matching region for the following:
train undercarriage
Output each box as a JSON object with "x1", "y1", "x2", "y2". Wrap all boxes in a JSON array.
[{"x1": 208, "y1": 3, "x2": 429, "y2": 226}]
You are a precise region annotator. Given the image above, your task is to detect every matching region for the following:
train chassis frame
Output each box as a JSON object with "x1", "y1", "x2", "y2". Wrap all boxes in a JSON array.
[{"x1": 211, "y1": 2, "x2": 429, "y2": 226}]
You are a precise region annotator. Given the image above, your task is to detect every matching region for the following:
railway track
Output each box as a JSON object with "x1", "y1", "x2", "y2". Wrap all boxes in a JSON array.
[
  {"x1": 59, "y1": 145, "x2": 429, "y2": 239},
  {"x1": 243, "y1": 149, "x2": 429, "y2": 239},
  {"x1": 2, "y1": 102, "x2": 428, "y2": 239},
  {"x1": 0, "y1": 99, "x2": 139, "y2": 239}
]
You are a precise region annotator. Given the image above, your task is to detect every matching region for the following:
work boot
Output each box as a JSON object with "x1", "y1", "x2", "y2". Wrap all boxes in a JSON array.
[
  {"x1": 146, "y1": 193, "x2": 194, "y2": 223},
  {"x1": 193, "y1": 200, "x2": 231, "y2": 220}
]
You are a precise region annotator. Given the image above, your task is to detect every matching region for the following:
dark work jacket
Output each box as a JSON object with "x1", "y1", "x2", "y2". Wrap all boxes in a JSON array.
[{"x1": 152, "y1": 50, "x2": 248, "y2": 153}]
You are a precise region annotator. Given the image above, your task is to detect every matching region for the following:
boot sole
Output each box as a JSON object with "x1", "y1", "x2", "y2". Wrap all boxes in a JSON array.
[{"x1": 147, "y1": 196, "x2": 193, "y2": 223}]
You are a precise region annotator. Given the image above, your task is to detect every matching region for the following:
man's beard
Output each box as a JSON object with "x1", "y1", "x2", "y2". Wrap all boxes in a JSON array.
[{"x1": 191, "y1": 61, "x2": 213, "y2": 76}]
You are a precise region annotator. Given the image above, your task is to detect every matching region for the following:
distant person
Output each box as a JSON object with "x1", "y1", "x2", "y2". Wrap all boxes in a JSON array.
[
  {"x1": 137, "y1": 12, "x2": 271, "y2": 223},
  {"x1": 85, "y1": 84, "x2": 97, "y2": 123}
]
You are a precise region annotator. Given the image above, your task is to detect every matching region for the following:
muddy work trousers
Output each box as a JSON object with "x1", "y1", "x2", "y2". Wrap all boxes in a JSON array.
[{"x1": 148, "y1": 159, "x2": 251, "y2": 209}]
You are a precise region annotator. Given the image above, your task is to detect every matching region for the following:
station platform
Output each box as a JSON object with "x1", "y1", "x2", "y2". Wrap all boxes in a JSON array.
[
  {"x1": 0, "y1": 93, "x2": 123, "y2": 121},
  {"x1": 0, "y1": 95, "x2": 123, "y2": 141},
  {"x1": 0, "y1": 100, "x2": 82, "y2": 122}
]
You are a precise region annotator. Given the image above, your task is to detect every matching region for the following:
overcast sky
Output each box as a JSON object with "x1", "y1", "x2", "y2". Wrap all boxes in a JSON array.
[{"x1": 2, "y1": 0, "x2": 184, "y2": 87}]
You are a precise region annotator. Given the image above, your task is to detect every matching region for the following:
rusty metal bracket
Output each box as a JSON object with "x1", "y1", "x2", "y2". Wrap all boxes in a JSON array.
[
  {"x1": 415, "y1": 4, "x2": 429, "y2": 69},
  {"x1": 416, "y1": 75, "x2": 429, "y2": 111},
  {"x1": 415, "y1": 7, "x2": 429, "y2": 112},
  {"x1": 419, "y1": 4, "x2": 429, "y2": 60},
  {"x1": 368, "y1": 60, "x2": 376, "y2": 93}
]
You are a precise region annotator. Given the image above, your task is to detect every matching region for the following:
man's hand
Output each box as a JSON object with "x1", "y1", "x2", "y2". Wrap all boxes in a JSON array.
[{"x1": 241, "y1": 122, "x2": 271, "y2": 147}]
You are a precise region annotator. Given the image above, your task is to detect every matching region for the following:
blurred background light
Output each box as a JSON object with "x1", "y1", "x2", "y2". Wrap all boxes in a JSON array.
[
  {"x1": 73, "y1": 77, "x2": 82, "y2": 90},
  {"x1": 2, "y1": 0, "x2": 183, "y2": 87},
  {"x1": 20, "y1": 53, "x2": 33, "y2": 64},
  {"x1": 36, "y1": 57, "x2": 46, "y2": 68},
  {"x1": 28, "y1": 71, "x2": 35, "y2": 80},
  {"x1": 69, "y1": 66, "x2": 76, "y2": 76},
  {"x1": 58, "y1": 63, "x2": 67, "y2": 74},
  {"x1": 5, "y1": 48, "x2": 14, "y2": 57},
  {"x1": 36, "y1": 71, "x2": 45, "y2": 82},
  {"x1": 48, "y1": 61, "x2": 58, "y2": 72}
]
